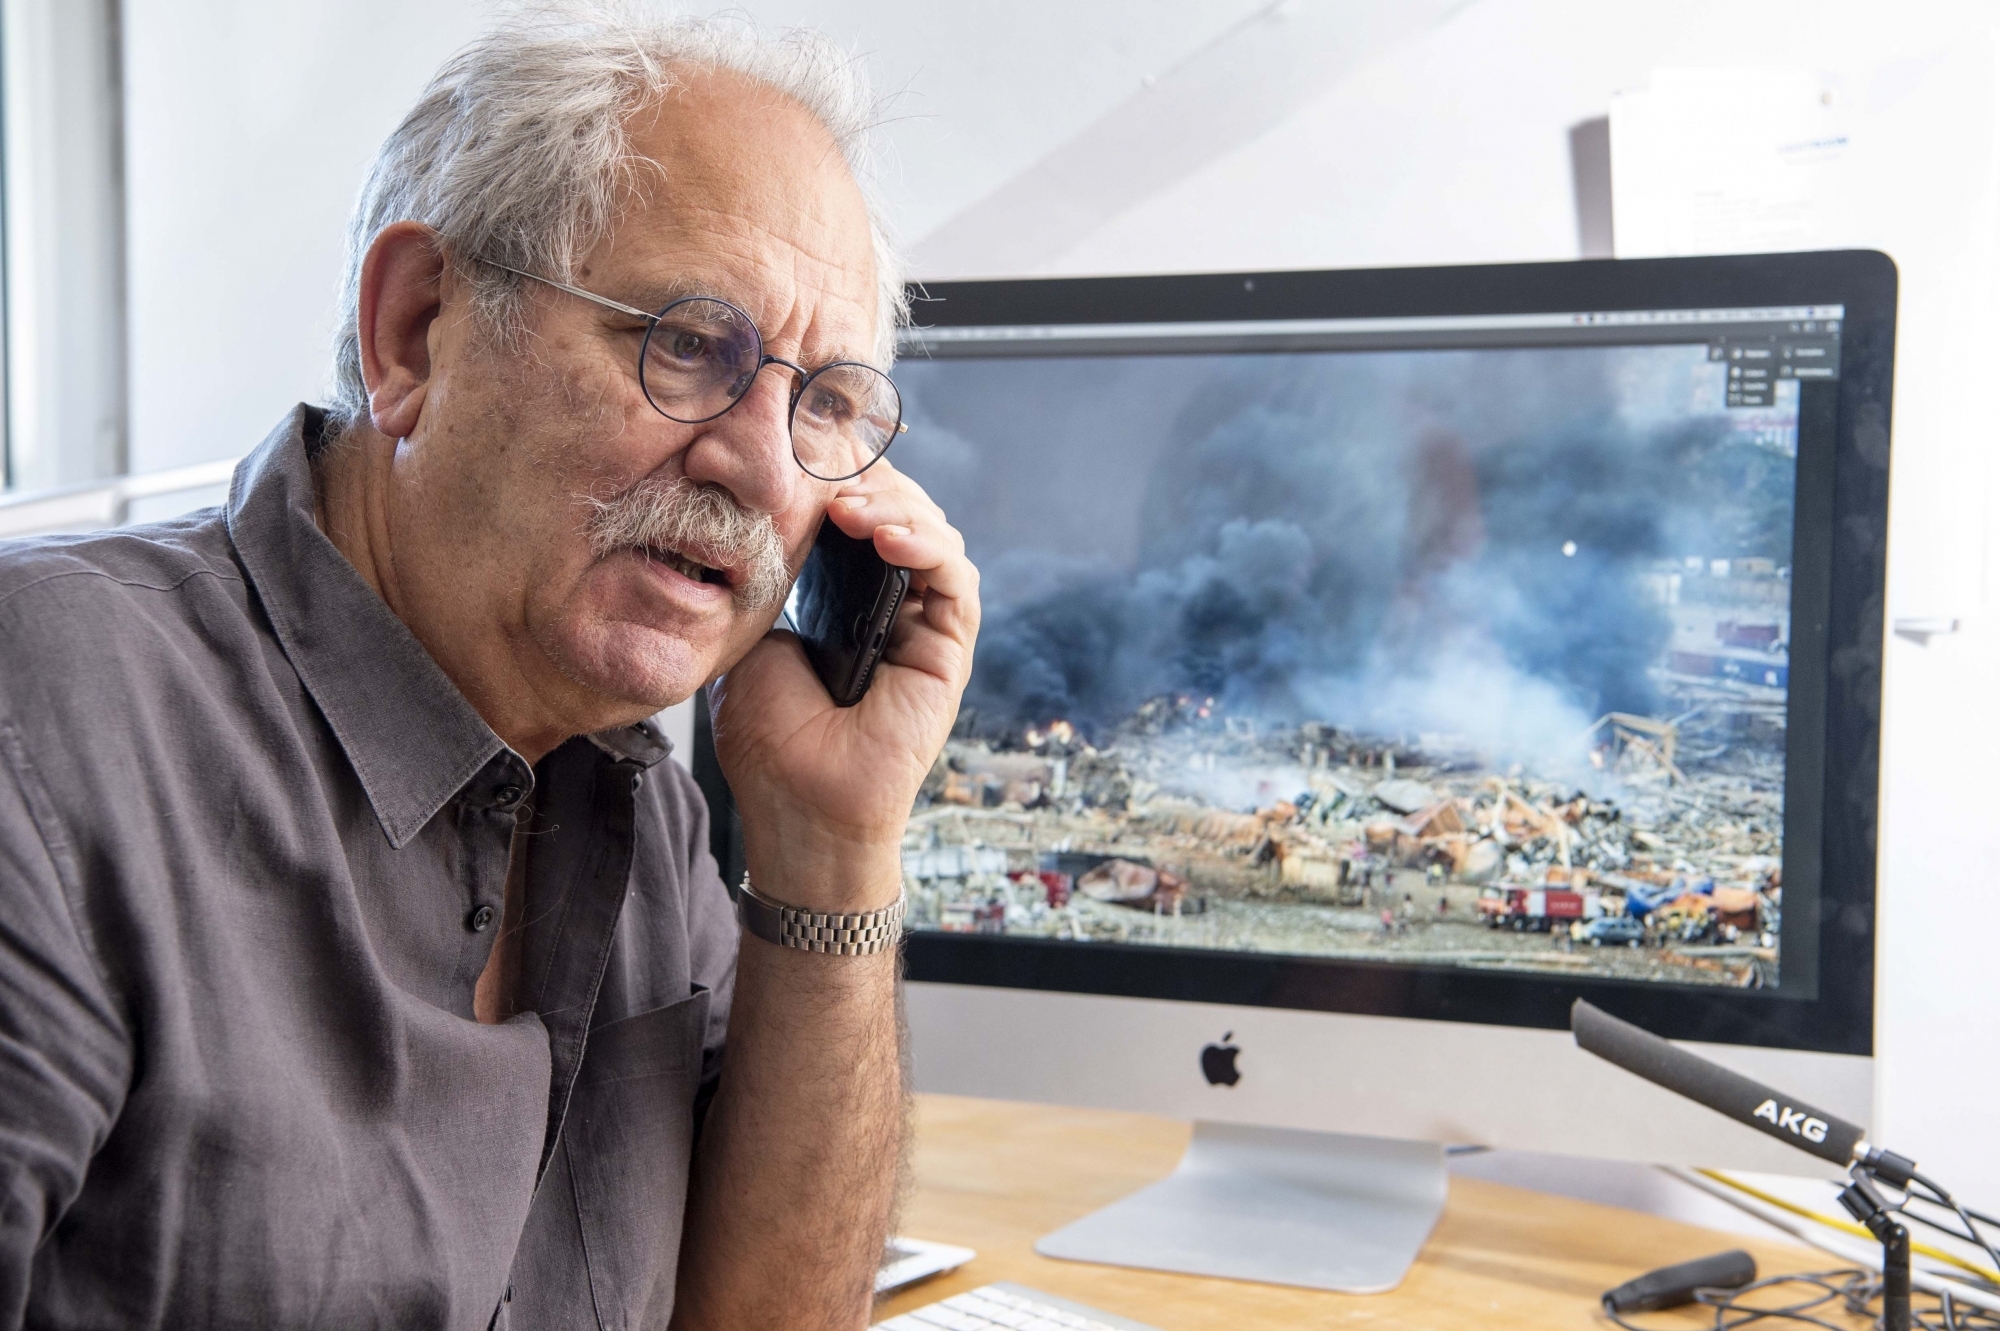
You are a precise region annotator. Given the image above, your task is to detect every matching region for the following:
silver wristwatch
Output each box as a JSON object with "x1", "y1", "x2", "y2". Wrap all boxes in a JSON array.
[{"x1": 736, "y1": 874, "x2": 906, "y2": 955}]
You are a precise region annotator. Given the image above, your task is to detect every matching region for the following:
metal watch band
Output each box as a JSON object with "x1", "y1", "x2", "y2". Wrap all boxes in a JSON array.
[{"x1": 736, "y1": 875, "x2": 906, "y2": 955}]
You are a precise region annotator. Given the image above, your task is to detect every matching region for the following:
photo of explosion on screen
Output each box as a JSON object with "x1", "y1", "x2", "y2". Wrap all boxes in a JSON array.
[{"x1": 893, "y1": 342, "x2": 1797, "y2": 988}]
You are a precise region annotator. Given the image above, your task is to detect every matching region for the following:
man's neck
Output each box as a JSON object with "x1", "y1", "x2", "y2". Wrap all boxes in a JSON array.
[
  {"x1": 312, "y1": 426, "x2": 402, "y2": 610},
  {"x1": 311, "y1": 423, "x2": 573, "y2": 764}
]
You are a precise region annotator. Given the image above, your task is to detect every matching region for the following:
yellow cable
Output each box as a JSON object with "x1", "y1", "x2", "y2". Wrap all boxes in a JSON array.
[{"x1": 1694, "y1": 1168, "x2": 2000, "y2": 1286}]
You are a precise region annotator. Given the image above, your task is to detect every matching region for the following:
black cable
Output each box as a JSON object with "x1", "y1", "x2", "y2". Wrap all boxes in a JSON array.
[
  {"x1": 1598, "y1": 1269, "x2": 2000, "y2": 1331},
  {"x1": 1909, "y1": 1172, "x2": 2000, "y2": 1280},
  {"x1": 1711, "y1": 1269, "x2": 1874, "y2": 1330},
  {"x1": 1867, "y1": 1171, "x2": 2000, "y2": 1283},
  {"x1": 1715, "y1": 1269, "x2": 1868, "y2": 1330},
  {"x1": 1893, "y1": 1199, "x2": 2000, "y2": 1286}
]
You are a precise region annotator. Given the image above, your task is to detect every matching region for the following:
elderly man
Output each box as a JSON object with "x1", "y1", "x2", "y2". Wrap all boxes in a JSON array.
[{"x1": 0, "y1": 13, "x2": 975, "y2": 1330}]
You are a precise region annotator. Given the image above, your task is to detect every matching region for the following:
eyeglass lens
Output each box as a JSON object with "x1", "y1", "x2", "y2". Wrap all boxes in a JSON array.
[{"x1": 639, "y1": 297, "x2": 900, "y2": 482}]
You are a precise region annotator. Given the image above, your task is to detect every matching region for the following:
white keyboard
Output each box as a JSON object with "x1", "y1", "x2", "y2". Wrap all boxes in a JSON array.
[{"x1": 874, "y1": 1281, "x2": 1161, "y2": 1331}]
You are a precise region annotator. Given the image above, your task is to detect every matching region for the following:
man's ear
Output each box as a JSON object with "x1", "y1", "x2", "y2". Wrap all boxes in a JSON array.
[{"x1": 357, "y1": 221, "x2": 447, "y2": 440}]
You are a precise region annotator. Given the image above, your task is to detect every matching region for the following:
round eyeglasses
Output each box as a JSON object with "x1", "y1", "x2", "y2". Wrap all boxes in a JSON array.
[{"x1": 484, "y1": 261, "x2": 905, "y2": 482}]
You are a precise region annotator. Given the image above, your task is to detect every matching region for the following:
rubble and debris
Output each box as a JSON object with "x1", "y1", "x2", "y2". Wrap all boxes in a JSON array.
[
  {"x1": 1582, "y1": 712, "x2": 1688, "y2": 784},
  {"x1": 1709, "y1": 886, "x2": 1761, "y2": 932},
  {"x1": 1373, "y1": 779, "x2": 1437, "y2": 815},
  {"x1": 1077, "y1": 859, "x2": 1189, "y2": 914},
  {"x1": 904, "y1": 683, "x2": 1786, "y2": 990},
  {"x1": 905, "y1": 844, "x2": 1011, "y2": 881}
]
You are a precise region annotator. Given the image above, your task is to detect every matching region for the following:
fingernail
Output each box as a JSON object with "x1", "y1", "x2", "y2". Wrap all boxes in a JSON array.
[
  {"x1": 834, "y1": 495, "x2": 868, "y2": 510},
  {"x1": 879, "y1": 524, "x2": 910, "y2": 537}
]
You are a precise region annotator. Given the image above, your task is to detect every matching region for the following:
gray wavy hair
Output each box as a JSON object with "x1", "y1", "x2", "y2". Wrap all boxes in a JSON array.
[{"x1": 326, "y1": 5, "x2": 906, "y2": 434}]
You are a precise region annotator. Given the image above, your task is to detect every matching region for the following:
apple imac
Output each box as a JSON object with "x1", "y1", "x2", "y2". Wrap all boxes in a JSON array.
[{"x1": 695, "y1": 251, "x2": 1895, "y2": 1291}]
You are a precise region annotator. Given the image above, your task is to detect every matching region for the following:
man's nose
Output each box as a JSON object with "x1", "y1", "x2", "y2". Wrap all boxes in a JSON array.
[{"x1": 678, "y1": 363, "x2": 799, "y2": 516}]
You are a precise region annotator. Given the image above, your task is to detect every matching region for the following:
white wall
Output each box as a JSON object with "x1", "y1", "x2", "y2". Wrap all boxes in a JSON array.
[
  {"x1": 120, "y1": 0, "x2": 488, "y2": 473},
  {"x1": 118, "y1": 0, "x2": 1278, "y2": 471},
  {"x1": 121, "y1": 0, "x2": 2000, "y2": 1199}
]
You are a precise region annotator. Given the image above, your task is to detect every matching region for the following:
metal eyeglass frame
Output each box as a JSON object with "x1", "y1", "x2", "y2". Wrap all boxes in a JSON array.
[{"x1": 482, "y1": 259, "x2": 905, "y2": 481}]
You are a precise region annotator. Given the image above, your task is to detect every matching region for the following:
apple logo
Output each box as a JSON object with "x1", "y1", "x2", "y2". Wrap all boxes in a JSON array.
[{"x1": 1200, "y1": 1032, "x2": 1241, "y2": 1087}]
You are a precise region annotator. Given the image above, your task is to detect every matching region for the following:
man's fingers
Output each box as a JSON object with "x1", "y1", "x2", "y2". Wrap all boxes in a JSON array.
[
  {"x1": 818, "y1": 460, "x2": 981, "y2": 675},
  {"x1": 825, "y1": 481, "x2": 957, "y2": 555},
  {"x1": 876, "y1": 597, "x2": 968, "y2": 684},
  {"x1": 827, "y1": 503, "x2": 960, "y2": 565},
  {"x1": 870, "y1": 525, "x2": 976, "y2": 600},
  {"x1": 915, "y1": 583, "x2": 980, "y2": 651},
  {"x1": 871, "y1": 533, "x2": 979, "y2": 674},
  {"x1": 825, "y1": 472, "x2": 975, "y2": 605}
]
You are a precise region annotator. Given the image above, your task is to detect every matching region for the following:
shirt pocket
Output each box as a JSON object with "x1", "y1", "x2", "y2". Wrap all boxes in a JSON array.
[{"x1": 564, "y1": 988, "x2": 712, "y2": 1329}]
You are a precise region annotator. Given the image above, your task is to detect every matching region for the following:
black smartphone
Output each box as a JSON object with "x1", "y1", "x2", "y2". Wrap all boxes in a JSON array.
[{"x1": 791, "y1": 518, "x2": 911, "y2": 707}]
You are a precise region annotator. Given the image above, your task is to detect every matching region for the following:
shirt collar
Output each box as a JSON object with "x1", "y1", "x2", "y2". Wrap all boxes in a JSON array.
[
  {"x1": 227, "y1": 407, "x2": 511, "y2": 848},
  {"x1": 227, "y1": 408, "x2": 678, "y2": 845}
]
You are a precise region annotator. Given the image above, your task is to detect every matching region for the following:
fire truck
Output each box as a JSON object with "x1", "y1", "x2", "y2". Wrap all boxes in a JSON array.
[{"x1": 1476, "y1": 886, "x2": 1586, "y2": 932}]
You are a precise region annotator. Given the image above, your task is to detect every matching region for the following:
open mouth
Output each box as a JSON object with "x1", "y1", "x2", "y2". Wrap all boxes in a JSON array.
[{"x1": 641, "y1": 545, "x2": 732, "y2": 589}]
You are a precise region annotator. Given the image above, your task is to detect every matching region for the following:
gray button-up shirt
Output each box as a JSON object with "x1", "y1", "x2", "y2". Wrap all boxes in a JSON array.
[{"x1": 0, "y1": 407, "x2": 740, "y2": 1329}]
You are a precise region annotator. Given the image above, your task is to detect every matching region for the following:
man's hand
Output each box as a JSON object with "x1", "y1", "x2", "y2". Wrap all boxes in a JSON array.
[{"x1": 708, "y1": 459, "x2": 979, "y2": 906}]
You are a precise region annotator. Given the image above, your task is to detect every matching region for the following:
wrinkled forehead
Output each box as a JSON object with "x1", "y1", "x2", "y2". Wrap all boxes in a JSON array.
[{"x1": 589, "y1": 68, "x2": 881, "y2": 366}]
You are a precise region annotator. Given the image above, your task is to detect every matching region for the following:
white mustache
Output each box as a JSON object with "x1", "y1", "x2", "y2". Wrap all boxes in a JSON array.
[{"x1": 582, "y1": 476, "x2": 791, "y2": 611}]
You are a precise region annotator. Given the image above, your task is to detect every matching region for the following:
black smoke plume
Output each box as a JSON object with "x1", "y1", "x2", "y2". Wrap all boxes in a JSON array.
[{"x1": 903, "y1": 348, "x2": 1793, "y2": 760}]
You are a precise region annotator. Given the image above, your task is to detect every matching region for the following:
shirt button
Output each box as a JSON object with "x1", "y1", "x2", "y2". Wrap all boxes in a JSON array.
[
  {"x1": 494, "y1": 784, "x2": 524, "y2": 808},
  {"x1": 469, "y1": 905, "x2": 497, "y2": 932}
]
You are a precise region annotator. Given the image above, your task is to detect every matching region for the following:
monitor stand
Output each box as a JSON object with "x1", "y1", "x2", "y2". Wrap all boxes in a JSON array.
[{"x1": 1034, "y1": 1122, "x2": 1446, "y2": 1294}]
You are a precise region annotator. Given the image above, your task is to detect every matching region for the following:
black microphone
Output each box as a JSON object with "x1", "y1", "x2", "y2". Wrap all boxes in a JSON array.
[
  {"x1": 1602, "y1": 1249, "x2": 1758, "y2": 1314},
  {"x1": 1570, "y1": 999, "x2": 1864, "y2": 1168}
]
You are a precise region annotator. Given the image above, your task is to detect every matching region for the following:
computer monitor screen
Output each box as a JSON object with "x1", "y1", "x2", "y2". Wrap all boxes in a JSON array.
[{"x1": 887, "y1": 255, "x2": 1892, "y2": 1055}]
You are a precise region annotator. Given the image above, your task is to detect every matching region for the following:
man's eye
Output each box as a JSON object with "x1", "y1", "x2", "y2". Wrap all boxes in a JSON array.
[
  {"x1": 670, "y1": 330, "x2": 706, "y2": 360},
  {"x1": 805, "y1": 386, "x2": 856, "y2": 422}
]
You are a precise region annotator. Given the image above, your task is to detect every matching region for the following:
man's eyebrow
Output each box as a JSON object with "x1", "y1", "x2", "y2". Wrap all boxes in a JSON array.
[
  {"x1": 616, "y1": 275, "x2": 713, "y2": 314},
  {"x1": 614, "y1": 276, "x2": 877, "y2": 368}
]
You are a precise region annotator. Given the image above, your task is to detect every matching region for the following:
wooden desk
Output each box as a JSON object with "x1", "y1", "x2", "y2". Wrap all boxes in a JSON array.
[{"x1": 877, "y1": 1094, "x2": 1862, "y2": 1329}]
